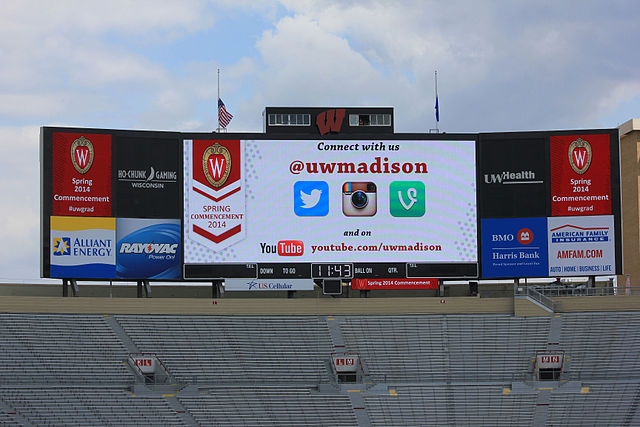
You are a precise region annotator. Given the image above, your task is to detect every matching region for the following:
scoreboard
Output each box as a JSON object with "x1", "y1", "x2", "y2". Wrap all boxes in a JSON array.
[{"x1": 40, "y1": 125, "x2": 622, "y2": 282}]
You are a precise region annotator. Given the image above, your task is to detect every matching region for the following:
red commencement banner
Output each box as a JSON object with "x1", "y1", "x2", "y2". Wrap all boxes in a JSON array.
[
  {"x1": 52, "y1": 132, "x2": 112, "y2": 217},
  {"x1": 550, "y1": 134, "x2": 611, "y2": 216},
  {"x1": 351, "y1": 278, "x2": 439, "y2": 290}
]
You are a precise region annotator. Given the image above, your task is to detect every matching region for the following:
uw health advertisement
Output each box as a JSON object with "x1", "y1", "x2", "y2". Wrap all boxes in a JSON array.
[{"x1": 480, "y1": 132, "x2": 619, "y2": 279}]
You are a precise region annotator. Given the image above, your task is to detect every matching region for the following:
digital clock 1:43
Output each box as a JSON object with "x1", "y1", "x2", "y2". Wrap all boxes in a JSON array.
[{"x1": 311, "y1": 263, "x2": 353, "y2": 279}]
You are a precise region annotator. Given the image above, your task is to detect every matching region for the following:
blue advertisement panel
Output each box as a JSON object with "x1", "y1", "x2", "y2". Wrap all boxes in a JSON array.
[
  {"x1": 481, "y1": 217, "x2": 549, "y2": 278},
  {"x1": 116, "y1": 218, "x2": 181, "y2": 279},
  {"x1": 50, "y1": 216, "x2": 116, "y2": 279},
  {"x1": 547, "y1": 215, "x2": 615, "y2": 277}
]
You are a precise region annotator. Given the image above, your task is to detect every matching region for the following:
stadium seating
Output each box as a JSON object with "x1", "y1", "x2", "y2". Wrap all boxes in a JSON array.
[
  {"x1": 114, "y1": 315, "x2": 334, "y2": 384},
  {"x1": 0, "y1": 387, "x2": 183, "y2": 426},
  {"x1": 546, "y1": 382, "x2": 640, "y2": 426},
  {"x1": 178, "y1": 386, "x2": 359, "y2": 426},
  {"x1": 364, "y1": 384, "x2": 537, "y2": 426},
  {"x1": 558, "y1": 312, "x2": 640, "y2": 380},
  {"x1": 0, "y1": 310, "x2": 638, "y2": 426},
  {"x1": 339, "y1": 314, "x2": 550, "y2": 382},
  {"x1": 0, "y1": 314, "x2": 133, "y2": 385}
]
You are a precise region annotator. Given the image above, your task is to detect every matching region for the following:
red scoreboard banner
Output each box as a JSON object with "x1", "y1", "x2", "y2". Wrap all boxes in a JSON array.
[
  {"x1": 51, "y1": 132, "x2": 112, "y2": 216},
  {"x1": 550, "y1": 134, "x2": 611, "y2": 216},
  {"x1": 351, "y1": 278, "x2": 439, "y2": 290}
]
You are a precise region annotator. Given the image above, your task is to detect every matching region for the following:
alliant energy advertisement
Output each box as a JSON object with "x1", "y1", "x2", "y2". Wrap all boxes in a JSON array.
[
  {"x1": 50, "y1": 216, "x2": 116, "y2": 278},
  {"x1": 184, "y1": 139, "x2": 477, "y2": 265}
]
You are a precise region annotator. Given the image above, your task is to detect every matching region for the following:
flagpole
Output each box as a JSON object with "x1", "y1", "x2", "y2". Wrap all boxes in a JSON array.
[
  {"x1": 217, "y1": 68, "x2": 221, "y2": 132},
  {"x1": 216, "y1": 74, "x2": 234, "y2": 131},
  {"x1": 434, "y1": 70, "x2": 439, "y2": 133}
]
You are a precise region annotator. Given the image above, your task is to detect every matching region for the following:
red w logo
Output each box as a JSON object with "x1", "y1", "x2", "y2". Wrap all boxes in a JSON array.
[
  {"x1": 316, "y1": 109, "x2": 346, "y2": 135},
  {"x1": 208, "y1": 155, "x2": 227, "y2": 182},
  {"x1": 568, "y1": 138, "x2": 592, "y2": 175},
  {"x1": 572, "y1": 147, "x2": 589, "y2": 169},
  {"x1": 75, "y1": 146, "x2": 91, "y2": 169}
]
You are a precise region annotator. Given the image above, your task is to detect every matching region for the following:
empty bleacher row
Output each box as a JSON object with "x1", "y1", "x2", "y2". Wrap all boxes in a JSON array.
[
  {"x1": 339, "y1": 314, "x2": 550, "y2": 382},
  {"x1": 178, "y1": 386, "x2": 359, "y2": 427},
  {"x1": 0, "y1": 387, "x2": 183, "y2": 426},
  {"x1": 114, "y1": 315, "x2": 334, "y2": 384},
  {"x1": 0, "y1": 311, "x2": 638, "y2": 426},
  {"x1": 0, "y1": 314, "x2": 132, "y2": 385},
  {"x1": 546, "y1": 381, "x2": 640, "y2": 426},
  {"x1": 364, "y1": 384, "x2": 537, "y2": 427},
  {"x1": 559, "y1": 312, "x2": 640, "y2": 380}
]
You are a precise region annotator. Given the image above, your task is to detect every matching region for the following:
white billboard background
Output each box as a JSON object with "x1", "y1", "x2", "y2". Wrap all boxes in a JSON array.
[
  {"x1": 224, "y1": 278, "x2": 315, "y2": 291},
  {"x1": 184, "y1": 139, "x2": 477, "y2": 264},
  {"x1": 547, "y1": 215, "x2": 616, "y2": 276}
]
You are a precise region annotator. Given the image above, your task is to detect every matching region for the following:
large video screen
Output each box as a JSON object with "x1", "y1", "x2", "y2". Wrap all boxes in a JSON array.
[
  {"x1": 183, "y1": 139, "x2": 477, "y2": 278},
  {"x1": 40, "y1": 126, "x2": 622, "y2": 282}
]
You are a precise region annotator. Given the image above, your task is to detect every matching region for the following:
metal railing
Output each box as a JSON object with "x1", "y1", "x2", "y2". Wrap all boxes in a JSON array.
[
  {"x1": 516, "y1": 284, "x2": 640, "y2": 298},
  {"x1": 534, "y1": 285, "x2": 636, "y2": 297},
  {"x1": 524, "y1": 286, "x2": 556, "y2": 311}
]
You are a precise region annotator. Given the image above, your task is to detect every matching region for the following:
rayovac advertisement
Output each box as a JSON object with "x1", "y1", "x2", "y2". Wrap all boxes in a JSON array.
[
  {"x1": 116, "y1": 218, "x2": 181, "y2": 279},
  {"x1": 51, "y1": 132, "x2": 112, "y2": 217},
  {"x1": 183, "y1": 139, "x2": 477, "y2": 265},
  {"x1": 50, "y1": 216, "x2": 182, "y2": 279}
]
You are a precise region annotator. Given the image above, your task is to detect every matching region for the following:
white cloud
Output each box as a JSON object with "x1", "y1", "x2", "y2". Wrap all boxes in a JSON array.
[
  {"x1": 256, "y1": 15, "x2": 385, "y2": 106},
  {"x1": 1, "y1": 0, "x2": 640, "y2": 281},
  {"x1": 0, "y1": 126, "x2": 41, "y2": 281}
]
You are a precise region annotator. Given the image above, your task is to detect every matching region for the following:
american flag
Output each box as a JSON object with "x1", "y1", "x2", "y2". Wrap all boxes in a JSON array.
[{"x1": 218, "y1": 98, "x2": 234, "y2": 128}]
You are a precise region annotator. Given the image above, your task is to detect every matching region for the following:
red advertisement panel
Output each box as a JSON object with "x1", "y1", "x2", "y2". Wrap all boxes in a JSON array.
[
  {"x1": 550, "y1": 134, "x2": 611, "y2": 216},
  {"x1": 351, "y1": 278, "x2": 439, "y2": 290},
  {"x1": 191, "y1": 139, "x2": 242, "y2": 192},
  {"x1": 52, "y1": 132, "x2": 112, "y2": 216}
]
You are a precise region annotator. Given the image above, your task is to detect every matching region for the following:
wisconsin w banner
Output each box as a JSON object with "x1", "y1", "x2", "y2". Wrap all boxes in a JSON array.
[{"x1": 184, "y1": 139, "x2": 246, "y2": 255}]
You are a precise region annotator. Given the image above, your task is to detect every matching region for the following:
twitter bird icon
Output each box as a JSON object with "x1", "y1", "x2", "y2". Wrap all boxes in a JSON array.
[
  {"x1": 294, "y1": 181, "x2": 329, "y2": 216},
  {"x1": 300, "y1": 188, "x2": 322, "y2": 208}
]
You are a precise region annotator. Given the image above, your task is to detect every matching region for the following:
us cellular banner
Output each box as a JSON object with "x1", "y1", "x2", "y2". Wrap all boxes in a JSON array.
[
  {"x1": 547, "y1": 215, "x2": 615, "y2": 276},
  {"x1": 224, "y1": 278, "x2": 314, "y2": 291},
  {"x1": 116, "y1": 218, "x2": 181, "y2": 279},
  {"x1": 184, "y1": 139, "x2": 476, "y2": 264},
  {"x1": 50, "y1": 216, "x2": 116, "y2": 278}
]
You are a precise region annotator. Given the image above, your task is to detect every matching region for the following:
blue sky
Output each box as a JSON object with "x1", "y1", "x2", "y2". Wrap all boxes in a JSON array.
[{"x1": 1, "y1": 0, "x2": 639, "y2": 282}]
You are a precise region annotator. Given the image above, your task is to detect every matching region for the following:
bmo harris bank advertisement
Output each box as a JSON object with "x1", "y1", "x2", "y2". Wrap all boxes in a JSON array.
[
  {"x1": 184, "y1": 139, "x2": 477, "y2": 265},
  {"x1": 481, "y1": 215, "x2": 615, "y2": 278}
]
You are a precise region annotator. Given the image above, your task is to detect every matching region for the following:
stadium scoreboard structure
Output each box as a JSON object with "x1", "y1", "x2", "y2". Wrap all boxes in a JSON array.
[{"x1": 40, "y1": 107, "x2": 622, "y2": 287}]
